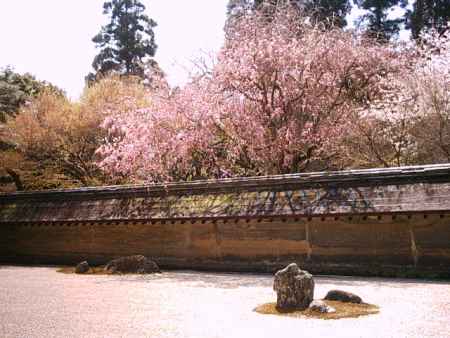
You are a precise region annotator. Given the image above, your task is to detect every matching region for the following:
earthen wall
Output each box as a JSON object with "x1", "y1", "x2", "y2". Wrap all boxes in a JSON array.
[{"x1": 1, "y1": 214, "x2": 449, "y2": 277}]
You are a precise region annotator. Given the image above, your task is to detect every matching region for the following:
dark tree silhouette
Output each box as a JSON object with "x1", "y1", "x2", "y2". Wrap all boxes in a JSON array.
[
  {"x1": 88, "y1": 0, "x2": 157, "y2": 81},
  {"x1": 406, "y1": 0, "x2": 450, "y2": 39},
  {"x1": 227, "y1": 0, "x2": 351, "y2": 28},
  {"x1": 355, "y1": 0, "x2": 408, "y2": 42}
]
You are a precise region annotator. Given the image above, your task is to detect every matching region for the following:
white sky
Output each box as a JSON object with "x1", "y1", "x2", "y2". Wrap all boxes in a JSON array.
[
  {"x1": 0, "y1": 1, "x2": 409, "y2": 100},
  {"x1": 0, "y1": 1, "x2": 228, "y2": 99}
]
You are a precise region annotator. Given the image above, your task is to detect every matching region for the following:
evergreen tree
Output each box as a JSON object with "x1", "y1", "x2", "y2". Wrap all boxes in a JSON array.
[
  {"x1": 227, "y1": 0, "x2": 351, "y2": 28},
  {"x1": 355, "y1": 0, "x2": 408, "y2": 41},
  {"x1": 0, "y1": 67, "x2": 62, "y2": 123},
  {"x1": 89, "y1": 0, "x2": 157, "y2": 80},
  {"x1": 227, "y1": 0, "x2": 252, "y2": 17},
  {"x1": 406, "y1": 0, "x2": 450, "y2": 39},
  {"x1": 303, "y1": 0, "x2": 351, "y2": 27}
]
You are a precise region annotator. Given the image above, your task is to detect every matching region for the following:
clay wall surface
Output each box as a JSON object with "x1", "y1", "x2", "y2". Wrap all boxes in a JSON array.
[{"x1": 1, "y1": 215, "x2": 449, "y2": 277}]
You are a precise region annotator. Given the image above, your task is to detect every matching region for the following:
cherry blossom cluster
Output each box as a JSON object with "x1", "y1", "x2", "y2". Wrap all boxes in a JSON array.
[{"x1": 97, "y1": 8, "x2": 414, "y2": 182}]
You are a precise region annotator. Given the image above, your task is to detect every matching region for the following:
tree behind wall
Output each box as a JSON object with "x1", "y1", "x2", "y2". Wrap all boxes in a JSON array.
[
  {"x1": 0, "y1": 67, "x2": 63, "y2": 122},
  {"x1": 227, "y1": 0, "x2": 351, "y2": 28},
  {"x1": 0, "y1": 68, "x2": 64, "y2": 191},
  {"x1": 340, "y1": 29, "x2": 450, "y2": 168},
  {"x1": 88, "y1": 0, "x2": 157, "y2": 81},
  {"x1": 304, "y1": 0, "x2": 352, "y2": 27},
  {"x1": 355, "y1": 0, "x2": 408, "y2": 41},
  {"x1": 97, "y1": 8, "x2": 407, "y2": 182},
  {"x1": 1, "y1": 76, "x2": 150, "y2": 192},
  {"x1": 406, "y1": 0, "x2": 450, "y2": 39}
]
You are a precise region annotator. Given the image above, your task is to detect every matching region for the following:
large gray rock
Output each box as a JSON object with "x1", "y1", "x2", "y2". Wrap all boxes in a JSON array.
[
  {"x1": 75, "y1": 261, "x2": 90, "y2": 274},
  {"x1": 105, "y1": 255, "x2": 160, "y2": 274},
  {"x1": 324, "y1": 290, "x2": 362, "y2": 303},
  {"x1": 273, "y1": 263, "x2": 314, "y2": 310}
]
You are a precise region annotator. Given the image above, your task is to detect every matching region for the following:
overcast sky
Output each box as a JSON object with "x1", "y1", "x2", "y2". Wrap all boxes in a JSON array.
[
  {"x1": 0, "y1": 1, "x2": 408, "y2": 100},
  {"x1": 0, "y1": 1, "x2": 228, "y2": 99}
]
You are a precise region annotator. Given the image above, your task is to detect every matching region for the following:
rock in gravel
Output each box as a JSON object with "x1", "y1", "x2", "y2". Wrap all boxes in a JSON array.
[
  {"x1": 75, "y1": 261, "x2": 90, "y2": 274},
  {"x1": 309, "y1": 300, "x2": 336, "y2": 313},
  {"x1": 104, "y1": 255, "x2": 160, "y2": 274},
  {"x1": 324, "y1": 290, "x2": 362, "y2": 304},
  {"x1": 273, "y1": 263, "x2": 314, "y2": 310}
]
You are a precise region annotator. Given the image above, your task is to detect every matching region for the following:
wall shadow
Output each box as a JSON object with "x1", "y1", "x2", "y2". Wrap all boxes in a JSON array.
[{"x1": 93, "y1": 270, "x2": 450, "y2": 289}]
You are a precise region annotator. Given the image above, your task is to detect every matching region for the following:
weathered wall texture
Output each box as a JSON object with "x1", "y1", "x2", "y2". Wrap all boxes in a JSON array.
[
  {"x1": 1, "y1": 165, "x2": 450, "y2": 277},
  {"x1": 1, "y1": 215, "x2": 449, "y2": 277}
]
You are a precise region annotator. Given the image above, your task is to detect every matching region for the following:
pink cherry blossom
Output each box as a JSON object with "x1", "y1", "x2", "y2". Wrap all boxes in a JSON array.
[{"x1": 97, "y1": 7, "x2": 409, "y2": 182}]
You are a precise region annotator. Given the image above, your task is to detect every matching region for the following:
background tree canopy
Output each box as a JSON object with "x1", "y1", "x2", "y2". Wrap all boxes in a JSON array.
[
  {"x1": 1, "y1": 76, "x2": 150, "y2": 192},
  {"x1": 227, "y1": 0, "x2": 449, "y2": 41},
  {"x1": 0, "y1": 68, "x2": 64, "y2": 191},
  {"x1": 227, "y1": 0, "x2": 351, "y2": 28},
  {"x1": 1, "y1": 1, "x2": 450, "y2": 192},
  {"x1": 88, "y1": 0, "x2": 158, "y2": 81},
  {"x1": 0, "y1": 67, "x2": 63, "y2": 123},
  {"x1": 407, "y1": 0, "x2": 450, "y2": 39}
]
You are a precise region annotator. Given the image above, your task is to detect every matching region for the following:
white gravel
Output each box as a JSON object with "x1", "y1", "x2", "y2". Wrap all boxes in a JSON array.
[{"x1": 0, "y1": 266, "x2": 449, "y2": 338}]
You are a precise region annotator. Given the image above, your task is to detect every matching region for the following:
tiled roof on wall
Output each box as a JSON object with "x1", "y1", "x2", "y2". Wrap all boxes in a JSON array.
[{"x1": 1, "y1": 164, "x2": 450, "y2": 223}]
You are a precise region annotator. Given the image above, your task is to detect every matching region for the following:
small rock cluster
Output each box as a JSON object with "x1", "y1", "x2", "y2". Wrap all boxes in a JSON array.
[
  {"x1": 273, "y1": 263, "x2": 362, "y2": 313},
  {"x1": 75, "y1": 261, "x2": 90, "y2": 274},
  {"x1": 104, "y1": 255, "x2": 160, "y2": 274},
  {"x1": 309, "y1": 300, "x2": 336, "y2": 313},
  {"x1": 324, "y1": 289, "x2": 362, "y2": 304},
  {"x1": 74, "y1": 255, "x2": 160, "y2": 274}
]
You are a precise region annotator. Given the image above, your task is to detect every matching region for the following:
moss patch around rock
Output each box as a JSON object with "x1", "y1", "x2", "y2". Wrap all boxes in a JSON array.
[
  {"x1": 57, "y1": 266, "x2": 108, "y2": 275},
  {"x1": 254, "y1": 300, "x2": 379, "y2": 320}
]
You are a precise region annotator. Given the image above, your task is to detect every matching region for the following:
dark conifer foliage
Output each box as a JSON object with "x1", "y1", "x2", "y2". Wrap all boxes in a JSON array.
[
  {"x1": 0, "y1": 67, "x2": 63, "y2": 122},
  {"x1": 227, "y1": 0, "x2": 351, "y2": 28},
  {"x1": 89, "y1": 0, "x2": 157, "y2": 80},
  {"x1": 305, "y1": 0, "x2": 352, "y2": 27},
  {"x1": 355, "y1": 0, "x2": 408, "y2": 41},
  {"x1": 406, "y1": 0, "x2": 450, "y2": 39}
]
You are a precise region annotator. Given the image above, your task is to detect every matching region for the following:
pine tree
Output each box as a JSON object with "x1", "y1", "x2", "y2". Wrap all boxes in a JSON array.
[
  {"x1": 304, "y1": 0, "x2": 352, "y2": 27},
  {"x1": 406, "y1": 0, "x2": 450, "y2": 39},
  {"x1": 355, "y1": 0, "x2": 408, "y2": 42},
  {"x1": 89, "y1": 0, "x2": 157, "y2": 80},
  {"x1": 227, "y1": 0, "x2": 351, "y2": 28}
]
